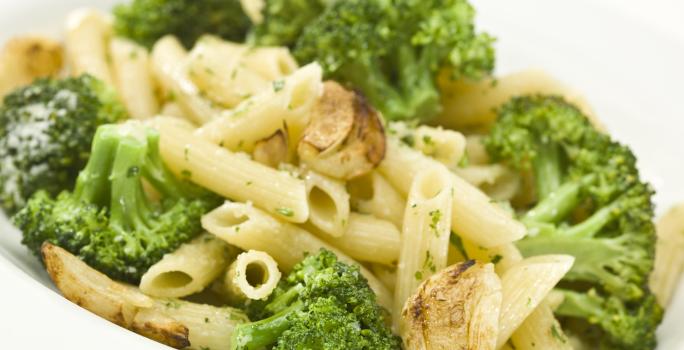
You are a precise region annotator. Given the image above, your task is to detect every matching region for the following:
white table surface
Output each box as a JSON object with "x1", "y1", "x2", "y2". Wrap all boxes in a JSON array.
[{"x1": 0, "y1": 1, "x2": 683, "y2": 349}]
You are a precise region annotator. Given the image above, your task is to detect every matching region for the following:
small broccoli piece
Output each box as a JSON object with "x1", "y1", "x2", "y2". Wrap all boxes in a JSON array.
[
  {"x1": 0, "y1": 75, "x2": 126, "y2": 214},
  {"x1": 485, "y1": 95, "x2": 662, "y2": 349},
  {"x1": 232, "y1": 249, "x2": 400, "y2": 350},
  {"x1": 13, "y1": 122, "x2": 217, "y2": 282},
  {"x1": 249, "y1": 0, "x2": 330, "y2": 46},
  {"x1": 113, "y1": 0, "x2": 251, "y2": 49},
  {"x1": 267, "y1": 0, "x2": 494, "y2": 122}
]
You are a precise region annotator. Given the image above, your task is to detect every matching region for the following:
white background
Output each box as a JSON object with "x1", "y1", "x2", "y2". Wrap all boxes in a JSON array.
[{"x1": 0, "y1": 0, "x2": 683, "y2": 349}]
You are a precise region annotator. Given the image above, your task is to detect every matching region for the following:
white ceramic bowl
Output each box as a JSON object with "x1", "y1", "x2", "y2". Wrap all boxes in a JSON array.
[{"x1": 1, "y1": 0, "x2": 683, "y2": 348}]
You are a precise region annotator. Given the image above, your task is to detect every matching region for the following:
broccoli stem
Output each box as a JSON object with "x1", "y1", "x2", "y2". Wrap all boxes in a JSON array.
[
  {"x1": 523, "y1": 174, "x2": 595, "y2": 224},
  {"x1": 72, "y1": 128, "x2": 120, "y2": 206},
  {"x1": 232, "y1": 301, "x2": 304, "y2": 350},
  {"x1": 532, "y1": 141, "x2": 563, "y2": 200},
  {"x1": 265, "y1": 284, "x2": 305, "y2": 315},
  {"x1": 554, "y1": 289, "x2": 603, "y2": 320},
  {"x1": 108, "y1": 137, "x2": 152, "y2": 233}
]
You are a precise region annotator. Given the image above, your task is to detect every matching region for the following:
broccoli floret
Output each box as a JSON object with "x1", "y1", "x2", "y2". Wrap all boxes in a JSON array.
[
  {"x1": 113, "y1": 0, "x2": 251, "y2": 49},
  {"x1": 254, "y1": 0, "x2": 493, "y2": 122},
  {"x1": 249, "y1": 0, "x2": 330, "y2": 46},
  {"x1": 13, "y1": 122, "x2": 217, "y2": 283},
  {"x1": 232, "y1": 249, "x2": 400, "y2": 350},
  {"x1": 484, "y1": 95, "x2": 662, "y2": 349},
  {"x1": 0, "y1": 75, "x2": 126, "y2": 214}
]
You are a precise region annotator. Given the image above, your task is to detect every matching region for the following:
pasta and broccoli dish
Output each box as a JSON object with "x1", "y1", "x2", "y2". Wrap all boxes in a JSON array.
[{"x1": 0, "y1": 0, "x2": 682, "y2": 349}]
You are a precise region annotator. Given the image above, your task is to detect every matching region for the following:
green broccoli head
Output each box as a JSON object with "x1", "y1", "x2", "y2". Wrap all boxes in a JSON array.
[
  {"x1": 0, "y1": 75, "x2": 126, "y2": 214},
  {"x1": 13, "y1": 122, "x2": 218, "y2": 282},
  {"x1": 232, "y1": 249, "x2": 400, "y2": 350},
  {"x1": 484, "y1": 95, "x2": 661, "y2": 349},
  {"x1": 289, "y1": 0, "x2": 494, "y2": 122},
  {"x1": 249, "y1": 0, "x2": 330, "y2": 46},
  {"x1": 113, "y1": 0, "x2": 251, "y2": 49}
]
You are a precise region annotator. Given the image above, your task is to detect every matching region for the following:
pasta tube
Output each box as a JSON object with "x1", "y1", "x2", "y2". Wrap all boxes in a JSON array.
[
  {"x1": 65, "y1": 9, "x2": 114, "y2": 84},
  {"x1": 140, "y1": 234, "x2": 232, "y2": 298},
  {"x1": 393, "y1": 165, "x2": 453, "y2": 328},
  {"x1": 222, "y1": 250, "x2": 282, "y2": 302},
  {"x1": 304, "y1": 170, "x2": 350, "y2": 237},
  {"x1": 347, "y1": 172, "x2": 405, "y2": 227},
  {"x1": 650, "y1": 203, "x2": 684, "y2": 307},
  {"x1": 152, "y1": 117, "x2": 310, "y2": 223},
  {"x1": 109, "y1": 37, "x2": 159, "y2": 119},
  {"x1": 201, "y1": 201, "x2": 393, "y2": 310},
  {"x1": 379, "y1": 138, "x2": 526, "y2": 248}
]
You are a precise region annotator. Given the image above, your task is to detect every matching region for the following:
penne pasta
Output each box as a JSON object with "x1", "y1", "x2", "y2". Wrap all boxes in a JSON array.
[
  {"x1": 65, "y1": 9, "x2": 114, "y2": 85},
  {"x1": 309, "y1": 212, "x2": 401, "y2": 266},
  {"x1": 393, "y1": 165, "x2": 453, "y2": 329},
  {"x1": 650, "y1": 203, "x2": 684, "y2": 307},
  {"x1": 195, "y1": 63, "x2": 323, "y2": 155},
  {"x1": 412, "y1": 125, "x2": 467, "y2": 169},
  {"x1": 303, "y1": 170, "x2": 350, "y2": 237},
  {"x1": 150, "y1": 35, "x2": 219, "y2": 124},
  {"x1": 371, "y1": 263, "x2": 398, "y2": 294},
  {"x1": 201, "y1": 201, "x2": 393, "y2": 310},
  {"x1": 497, "y1": 255, "x2": 574, "y2": 348},
  {"x1": 109, "y1": 37, "x2": 159, "y2": 119},
  {"x1": 347, "y1": 172, "x2": 405, "y2": 227},
  {"x1": 380, "y1": 137, "x2": 526, "y2": 248},
  {"x1": 222, "y1": 250, "x2": 282, "y2": 302},
  {"x1": 139, "y1": 233, "x2": 233, "y2": 298},
  {"x1": 0, "y1": 35, "x2": 63, "y2": 99},
  {"x1": 152, "y1": 117, "x2": 310, "y2": 223},
  {"x1": 510, "y1": 300, "x2": 572, "y2": 350}
]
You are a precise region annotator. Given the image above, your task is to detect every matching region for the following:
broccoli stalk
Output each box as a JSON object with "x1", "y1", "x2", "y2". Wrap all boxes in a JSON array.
[
  {"x1": 269, "y1": 0, "x2": 495, "y2": 122},
  {"x1": 13, "y1": 122, "x2": 217, "y2": 282},
  {"x1": 485, "y1": 95, "x2": 661, "y2": 349},
  {"x1": 0, "y1": 74, "x2": 126, "y2": 214},
  {"x1": 232, "y1": 249, "x2": 400, "y2": 350},
  {"x1": 113, "y1": 0, "x2": 251, "y2": 49}
]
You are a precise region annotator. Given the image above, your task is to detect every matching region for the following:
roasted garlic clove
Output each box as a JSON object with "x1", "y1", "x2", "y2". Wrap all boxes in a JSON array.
[
  {"x1": 402, "y1": 260, "x2": 502, "y2": 350},
  {"x1": 253, "y1": 127, "x2": 289, "y2": 167},
  {"x1": 298, "y1": 81, "x2": 385, "y2": 180}
]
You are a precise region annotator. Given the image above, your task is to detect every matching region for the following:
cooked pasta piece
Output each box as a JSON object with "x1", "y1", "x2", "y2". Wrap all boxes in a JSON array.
[
  {"x1": 436, "y1": 69, "x2": 601, "y2": 131},
  {"x1": 464, "y1": 134, "x2": 491, "y2": 165},
  {"x1": 393, "y1": 165, "x2": 453, "y2": 328},
  {"x1": 159, "y1": 102, "x2": 186, "y2": 119},
  {"x1": 187, "y1": 36, "x2": 297, "y2": 108},
  {"x1": 412, "y1": 125, "x2": 467, "y2": 169},
  {"x1": 650, "y1": 203, "x2": 684, "y2": 307},
  {"x1": 151, "y1": 299, "x2": 250, "y2": 350},
  {"x1": 151, "y1": 35, "x2": 219, "y2": 124},
  {"x1": 109, "y1": 37, "x2": 159, "y2": 119},
  {"x1": 371, "y1": 263, "x2": 397, "y2": 294},
  {"x1": 304, "y1": 170, "x2": 350, "y2": 237},
  {"x1": 222, "y1": 250, "x2": 282, "y2": 302},
  {"x1": 497, "y1": 255, "x2": 574, "y2": 348},
  {"x1": 380, "y1": 138, "x2": 526, "y2": 248},
  {"x1": 201, "y1": 201, "x2": 393, "y2": 309},
  {"x1": 196, "y1": 63, "x2": 323, "y2": 154},
  {"x1": 152, "y1": 117, "x2": 309, "y2": 223},
  {"x1": 65, "y1": 9, "x2": 114, "y2": 85},
  {"x1": 0, "y1": 35, "x2": 63, "y2": 98},
  {"x1": 42, "y1": 243, "x2": 250, "y2": 350},
  {"x1": 347, "y1": 172, "x2": 405, "y2": 227},
  {"x1": 309, "y1": 212, "x2": 401, "y2": 266},
  {"x1": 139, "y1": 234, "x2": 232, "y2": 298}
]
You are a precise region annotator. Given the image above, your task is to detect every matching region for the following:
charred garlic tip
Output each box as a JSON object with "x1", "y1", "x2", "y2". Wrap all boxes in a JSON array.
[
  {"x1": 298, "y1": 81, "x2": 386, "y2": 180},
  {"x1": 402, "y1": 260, "x2": 502, "y2": 350}
]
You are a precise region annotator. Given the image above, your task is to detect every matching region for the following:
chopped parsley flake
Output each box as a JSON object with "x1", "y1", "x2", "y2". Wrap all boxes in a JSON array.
[
  {"x1": 276, "y1": 207, "x2": 294, "y2": 217},
  {"x1": 491, "y1": 254, "x2": 503, "y2": 264},
  {"x1": 272, "y1": 79, "x2": 285, "y2": 92}
]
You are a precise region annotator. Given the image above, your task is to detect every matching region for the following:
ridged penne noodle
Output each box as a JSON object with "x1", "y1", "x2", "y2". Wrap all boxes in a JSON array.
[
  {"x1": 379, "y1": 138, "x2": 526, "y2": 248},
  {"x1": 196, "y1": 63, "x2": 323, "y2": 155},
  {"x1": 497, "y1": 255, "x2": 574, "y2": 348},
  {"x1": 139, "y1": 234, "x2": 231, "y2": 298},
  {"x1": 0, "y1": 35, "x2": 63, "y2": 98},
  {"x1": 650, "y1": 203, "x2": 684, "y2": 307},
  {"x1": 65, "y1": 9, "x2": 114, "y2": 85},
  {"x1": 201, "y1": 201, "x2": 393, "y2": 310},
  {"x1": 151, "y1": 299, "x2": 250, "y2": 350},
  {"x1": 304, "y1": 170, "x2": 350, "y2": 237},
  {"x1": 153, "y1": 117, "x2": 309, "y2": 223},
  {"x1": 371, "y1": 263, "x2": 397, "y2": 294},
  {"x1": 151, "y1": 36, "x2": 219, "y2": 124},
  {"x1": 393, "y1": 165, "x2": 453, "y2": 329},
  {"x1": 412, "y1": 125, "x2": 467, "y2": 169},
  {"x1": 436, "y1": 69, "x2": 601, "y2": 131},
  {"x1": 309, "y1": 212, "x2": 401, "y2": 266},
  {"x1": 222, "y1": 250, "x2": 282, "y2": 302},
  {"x1": 187, "y1": 36, "x2": 297, "y2": 109},
  {"x1": 109, "y1": 37, "x2": 159, "y2": 119},
  {"x1": 347, "y1": 172, "x2": 405, "y2": 227}
]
